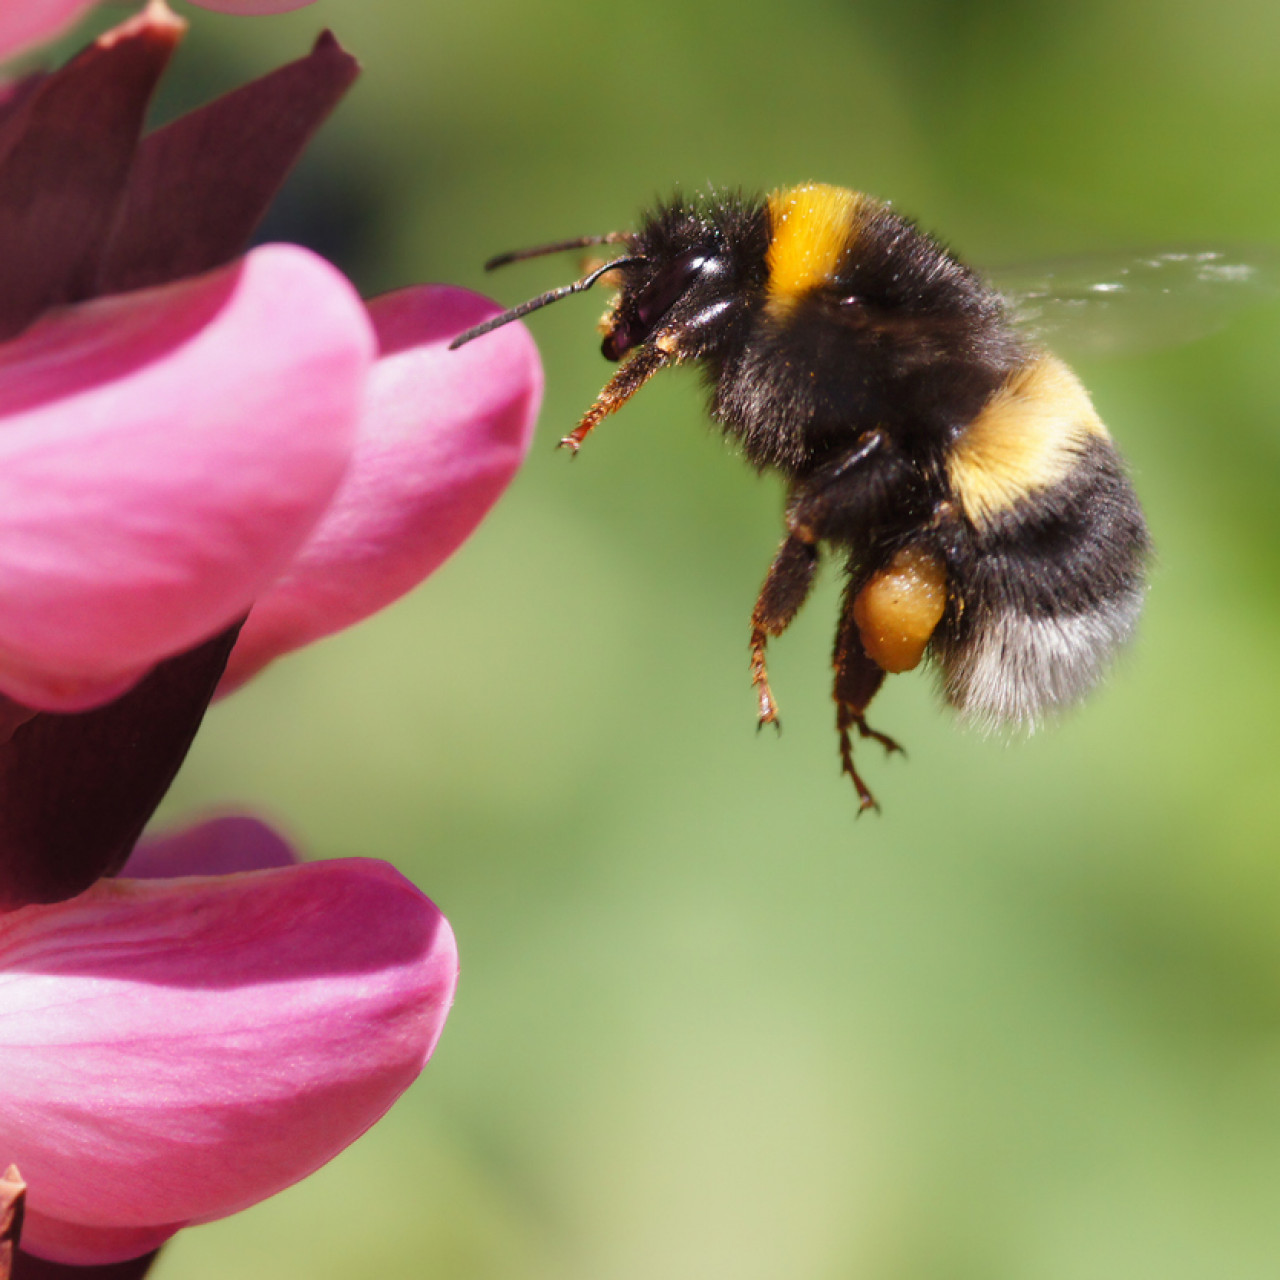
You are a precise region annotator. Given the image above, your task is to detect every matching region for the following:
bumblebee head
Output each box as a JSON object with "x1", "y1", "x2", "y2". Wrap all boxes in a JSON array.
[
  {"x1": 449, "y1": 220, "x2": 754, "y2": 373},
  {"x1": 598, "y1": 230, "x2": 760, "y2": 364},
  {"x1": 448, "y1": 207, "x2": 766, "y2": 450}
]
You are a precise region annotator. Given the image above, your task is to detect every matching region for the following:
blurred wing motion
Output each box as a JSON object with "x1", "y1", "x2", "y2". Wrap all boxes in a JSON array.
[{"x1": 993, "y1": 247, "x2": 1280, "y2": 357}]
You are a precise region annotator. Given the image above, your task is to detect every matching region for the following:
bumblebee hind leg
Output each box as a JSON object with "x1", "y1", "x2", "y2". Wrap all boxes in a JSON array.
[
  {"x1": 833, "y1": 586, "x2": 903, "y2": 814},
  {"x1": 750, "y1": 534, "x2": 819, "y2": 729}
]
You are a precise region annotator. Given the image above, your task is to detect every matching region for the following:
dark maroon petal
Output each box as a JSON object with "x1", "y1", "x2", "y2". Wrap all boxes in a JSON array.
[
  {"x1": 0, "y1": 75, "x2": 45, "y2": 141},
  {"x1": 0, "y1": 626, "x2": 240, "y2": 912},
  {"x1": 0, "y1": 6, "x2": 183, "y2": 341},
  {"x1": 13, "y1": 1252, "x2": 158, "y2": 1280},
  {"x1": 95, "y1": 31, "x2": 359, "y2": 294},
  {"x1": 0, "y1": 700, "x2": 38, "y2": 746}
]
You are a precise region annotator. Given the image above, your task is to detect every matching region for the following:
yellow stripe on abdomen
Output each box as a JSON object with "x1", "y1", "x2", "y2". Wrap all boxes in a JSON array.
[
  {"x1": 947, "y1": 354, "x2": 1109, "y2": 527},
  {"x1": 765, "y1": 183, "x2": 865, "y2": 311}
]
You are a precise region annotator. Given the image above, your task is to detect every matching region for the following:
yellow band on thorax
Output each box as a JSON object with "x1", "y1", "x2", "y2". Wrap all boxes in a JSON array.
[{"x1": 765, "y1": 183, "x2": 865, "y2": 310}]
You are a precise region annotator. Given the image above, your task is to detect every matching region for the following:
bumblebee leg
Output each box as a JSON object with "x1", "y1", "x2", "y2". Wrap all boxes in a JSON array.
[
  {"x1": 836, "y1": 703, "x2": 880, "y2": 814},
  {"x1": 854, "y1": 718, "x2": 902, "y2": 755},
  {"x1": 559, "y1": 342, "x2": 670, "y2": 453},
  {"x1": 785, "y1": 430, "x2": 902, "y2": 542},
  {"x1": 750, "y1": 534, "x2": 819, "y2": 729},
  {"x1": 833, "y1": 586, "x2": 902, "y2": 814}
]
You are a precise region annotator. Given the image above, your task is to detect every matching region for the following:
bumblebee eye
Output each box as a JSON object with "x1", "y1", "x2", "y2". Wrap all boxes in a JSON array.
[
  {"x1": 838, "y1": 295, "x2": 864, "y2": 308},
  {"x1": 604, "y1": 247, "x2": 715, "y2": 358},
  {"x1": 635, "y1": 249, "x2": 710, "y2": 329}
]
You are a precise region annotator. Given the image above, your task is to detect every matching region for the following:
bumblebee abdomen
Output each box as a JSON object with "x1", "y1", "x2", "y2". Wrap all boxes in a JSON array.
[{"x1": 935, "y1": 354, "x2": 1150, "y2": 728}]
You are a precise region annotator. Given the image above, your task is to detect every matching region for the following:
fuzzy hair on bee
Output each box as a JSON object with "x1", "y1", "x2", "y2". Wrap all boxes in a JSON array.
[{"x1": 451, "y1": 183, "x2": 1151, "y2": 811}]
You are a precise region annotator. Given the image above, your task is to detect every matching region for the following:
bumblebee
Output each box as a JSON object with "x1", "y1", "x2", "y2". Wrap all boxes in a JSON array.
[{"x1": 452, "y1": 183, "x2": 1151, "y2": 811}]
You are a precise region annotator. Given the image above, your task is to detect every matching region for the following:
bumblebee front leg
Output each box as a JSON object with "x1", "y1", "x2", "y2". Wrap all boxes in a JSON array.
[
  {"x1": 559, "y1": 342, "x2": 670, "y2": 453},
  {"x1": 833, "y1": 584, "x2": 903, "y2": 814},
  {"x1": 750, "y1": 534, "x2": 819, "y2": 728}
]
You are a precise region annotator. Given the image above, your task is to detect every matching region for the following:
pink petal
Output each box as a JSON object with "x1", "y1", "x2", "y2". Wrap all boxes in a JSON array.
[
  {"x1": 0, "y1": 1, "x2": 100, "y2": 64},
  {"x1": 124, "y1": 815, "x2": 299, "y2": 879},
  {"x1": 0, "y1": 243, "x2": 373, "y2": 710},
  {"x1": 0, "y1": 858, "x2": 458, "y2": 1265},
  {"x1": 221, "y1": 286, "x2": 542, "y2": 689}
]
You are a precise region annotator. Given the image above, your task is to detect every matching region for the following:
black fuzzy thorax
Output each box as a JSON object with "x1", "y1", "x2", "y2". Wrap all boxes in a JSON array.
[{"x1": 707, "y1": 198, "x2": 1022, "y2": 477}]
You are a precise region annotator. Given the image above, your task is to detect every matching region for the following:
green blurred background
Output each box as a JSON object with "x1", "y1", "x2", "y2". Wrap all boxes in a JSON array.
[{"x1": 76, "y1": 0, "x2": 1280, "y2": 1275}]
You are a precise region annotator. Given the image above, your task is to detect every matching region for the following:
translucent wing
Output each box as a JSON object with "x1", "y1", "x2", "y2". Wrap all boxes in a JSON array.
[{"x1": 990, "y1": 247, "x2": 1280, "y2": 357}]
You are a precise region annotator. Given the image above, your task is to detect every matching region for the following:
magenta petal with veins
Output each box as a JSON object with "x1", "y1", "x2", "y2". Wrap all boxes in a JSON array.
[
  {"x1": 2, "y1": 851, "x2": 457, "y2": 1265},
  {"x1": 0, "y1": 244, "x2": 371, "y2": 712}
]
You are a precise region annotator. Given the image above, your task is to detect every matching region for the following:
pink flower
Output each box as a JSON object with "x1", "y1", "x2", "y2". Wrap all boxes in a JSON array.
[
  {"x1": 2, "y1": 818, "x2": 458, "y2": 1266},
  {"x1": 0, "y1": 261, "x2": 539, "y2": 709},
  {"x1": 0, "y1": 4, "x2": 541, "y2": 910},
  {"x1": 0, "y1": 4, "x2": 539, "y2": 1269},
  {"x1": 0, "y1": 4, "x2": 540, "y2": 714}
]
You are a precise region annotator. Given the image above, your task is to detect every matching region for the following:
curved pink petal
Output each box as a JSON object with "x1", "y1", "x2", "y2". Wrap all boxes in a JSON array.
[
  {"x1": 0, "y1": 243, "x2": 373, "y2": 711},
  {"x1": 0, "y1": 858, "x2": 458, "y2": 1265},
  {"x1": 0, "y1": 1, "x2": 99, "y2": 64},
  {"x1": 124, "y1": 814, "x2": 299, "y2": 879},
  {"x1": 221, "y1": 285, "x2": 542, "y2": 689}
]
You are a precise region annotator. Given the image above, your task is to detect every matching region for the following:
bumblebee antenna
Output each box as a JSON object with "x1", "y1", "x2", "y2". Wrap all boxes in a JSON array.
[
  {"x1": 449, "y1": 255, "x2": 645, "y2": 350},
  {"x1": 485, "y1": 232, "x2": 629, "y2": 271}
]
